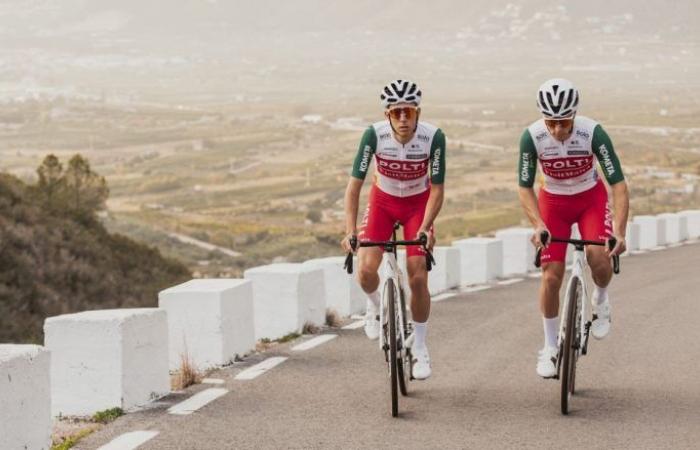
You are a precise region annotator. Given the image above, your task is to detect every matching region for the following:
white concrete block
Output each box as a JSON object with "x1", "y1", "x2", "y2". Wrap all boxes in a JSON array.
[
  {"x1": 679, "y1": 210, "x2": 700, "y2": 239},
  {"x1": 0, "y1": 345, "x2": 51, "y2": 449},
  {"x1": 244, "y1": 263, "x2": 325, "y2": 340},
  {"x1": 657, "y1": 213, "x2": 686, "y2": 244},
  {"x1": 303, "y1": 257, "x2": 365, "y2": 316},
  {"x1": 625, "y1": 222, "x2": 640, "y2": 252},
  {"x1": 45, "y1": 309, "x2": 169, "y2": 417},
  {"x1": 428, "y1": 246, "x2": 461, "y2": 295},
  {"x1": 495, "y1": 227, "x2": 535, "y2": 275},
  {"x1": 159, "y1": 279, "x2": 255, "y2": 371},
  {"x1": 634, "y1": 215, "x2": 664, "y2": 249},
  {"x1": 452, "y1": 237, "x2": 503, "y2": 285}
]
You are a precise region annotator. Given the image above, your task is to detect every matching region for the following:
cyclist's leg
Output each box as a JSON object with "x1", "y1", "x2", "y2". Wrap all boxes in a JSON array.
[
  {"x1": 401, "y1": 190, "x2": 432, "y2": 323},
  {"x1": 580, "y1": 182, "x2": 614, "y2": 289},
  {"x1": 538, "y1": 190, "x2": 574, "y2": 320},
  {"x1": 537, "y1": 188, "x2": 573, "y2": 376},
  {"x1": 402, "y1": 191, "x2": 432, "y2": 379},
  {"x1": 357, "y1": 187, "x2": 394, "y2": 296},
  {"x1": 579, "y1": 182, "x2": 614, "y2": 338}
]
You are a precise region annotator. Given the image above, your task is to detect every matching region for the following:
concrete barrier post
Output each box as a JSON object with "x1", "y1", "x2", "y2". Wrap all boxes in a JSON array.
[
  {"x1": 452, "y1": 237, "x2": 503, "y2": 285},
  {"x1": 626, "y1": 222, "x2": 641, "y2": 253},
  {"x1": 679, "y1": 210, "x2": 700, "y2": 239},
  {"x1": 657, "y1": 212, "x2": 684, "y2": 244},
  {"x1": 0, "y1": 345, "x2": 51, "y2": 449},
  {"x1": 159, "y1": 279, "x2": 255, "y2": 370},
  {"x1": 244, "y1": 263, "x2": 325, "y2": 340},
  {"x1": 45, "y1": 309, "x2": 170, "y2": 417},
  {"x1": 303, "y1": 257, "x2": 365, "y2": 316},
  {"x1": 495, "y1": 227, "x2": 535, "y2": 276},
  {"x1": 634, "y1": 215, "x2": 661, "y2": 250},
  {"x1": 430, "y1": 246, "x2": 461, "y2": 294}
]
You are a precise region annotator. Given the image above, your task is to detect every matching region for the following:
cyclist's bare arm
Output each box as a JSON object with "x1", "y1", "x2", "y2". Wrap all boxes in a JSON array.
[
  {"x1": 609, "y1": 180, "x2": 629, "y2": 255},
  {"x1": 342, "y1": 176, "x2": 364, "y2": 252},
  {"x1": 519, "y1": 187, "x2": 547, "y2": 247},
  {"x1": 418, "y1": 183, "x2": 444, "y2": 248}
]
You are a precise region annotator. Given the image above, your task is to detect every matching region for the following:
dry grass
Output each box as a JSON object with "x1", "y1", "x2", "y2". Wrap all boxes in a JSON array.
[
  {"x1": 302, "y1": 322, "x2": 320, "y2": 335},
  {"x1": 171, "y1": 350, "x2": 202, "y2": 390},
  {"x1": 325, "y1": 308, "x2": 341, "y2": 328}
]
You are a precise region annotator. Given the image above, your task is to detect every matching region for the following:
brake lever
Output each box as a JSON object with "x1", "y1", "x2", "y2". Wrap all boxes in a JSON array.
[
  {"x1": 608, "y1": 237, "x2": 621, "y2": 275},
  {"x1": 534, "y1": 230, "x2": 550, "y2": 268},
  {"x1": 343, "y1": 235, "x2": 357, "y2": 274}
]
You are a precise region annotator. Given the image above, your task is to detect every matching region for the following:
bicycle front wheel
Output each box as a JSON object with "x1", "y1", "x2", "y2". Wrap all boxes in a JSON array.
[
  {"x1": 397, "y1": 286, "x2": 411, "y2": 396},
  {"x1": 561, "y1": 275, "x2": 582, "y2": 415},
  {"x1": 387, "y1": 278, "x2": 399, "y2": 417}
]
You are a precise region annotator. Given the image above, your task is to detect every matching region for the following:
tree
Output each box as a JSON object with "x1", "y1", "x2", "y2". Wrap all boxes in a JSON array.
[
  {"x1": 63, "y1": 154, "x2": 109, "y2": 218},
  {"x1": 36, "y1": 154, "x2": 66, "y2": 209}
]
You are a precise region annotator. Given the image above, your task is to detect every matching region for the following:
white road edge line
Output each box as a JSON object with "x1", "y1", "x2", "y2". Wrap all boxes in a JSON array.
[
  {"x1": 432, "y1": 293, "x2": 457, "y2": 302},
  {"x1": 292, "y1": 334, "x2": 337, "y2": 351},
  {"x1": 167, "y1": 388, "x2": 228, "y2": 415},
  {"x1": 498, "y1": 278, "x2": 524, "y2": 286},
  {"x1": 97, "y1": 431, "x2": 159, "y2": 450},
  {"x1": 202, "y1": 378, "x2": 225, "y2": 385},
  {"x1": 234, "y1": 356, "x2": 288, "y2": 380},
  {"x1": 342, "y1": 320, "x2": 365, "y2": 330},
  {"x1": 461, "y1": 285, "x2": 492, "y2": 293}
]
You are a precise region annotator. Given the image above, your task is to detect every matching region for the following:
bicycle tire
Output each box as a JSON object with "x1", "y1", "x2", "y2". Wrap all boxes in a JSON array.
[
  {"x1": 397, "y1": 286, "x2": 410, "y2": 396},
  {"x1": 561, "y1": 276, "x2": 582, "y2": 415},
  {"x1": 387, "y1": 278, "x2": 399, "y2": 417}
]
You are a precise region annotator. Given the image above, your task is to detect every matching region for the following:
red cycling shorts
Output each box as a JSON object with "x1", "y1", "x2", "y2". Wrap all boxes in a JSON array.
[
  {"x1": 358, "y1": 186, "x2": 431, "y2": 257},
  {"x1": 539, "y1": 181, "x2": 613, "y2": 264}
]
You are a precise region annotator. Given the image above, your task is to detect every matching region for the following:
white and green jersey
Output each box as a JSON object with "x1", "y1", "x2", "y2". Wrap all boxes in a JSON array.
[
  {"x1": 518, "y1": 115, "x2": 624, "y2": 195},
  {"x1": 351, "y1": 121, "x2": 446, "y2": 197}
]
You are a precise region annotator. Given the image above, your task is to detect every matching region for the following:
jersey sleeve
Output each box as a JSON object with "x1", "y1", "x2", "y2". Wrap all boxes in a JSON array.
[
  {"x1": 592, "y1": 125, "x2": 625, "y2": 185},
  {"x1": 518, "y1": 129, "x2": 538, "y2": 188},
  {"x1": 350, "y1": 126, "x2": 377, "y2": 180},
  {"x1": 430, "y1": 129, "x2": 446, "y2": 184}
]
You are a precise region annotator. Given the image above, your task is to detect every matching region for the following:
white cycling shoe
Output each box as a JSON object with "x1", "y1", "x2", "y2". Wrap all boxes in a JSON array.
[
  {"x1": 591, "y1": 293, "x2": 611, "y2": 340},
  {"x1": 536, "y1": 346, "x2": 558, "y2": 378},
  {"x1": 412, "y1": 346, "x2": 432, "y2": 380},
  {"x1": 364, "y1": 302, "x2": 380, "y2": 340}
]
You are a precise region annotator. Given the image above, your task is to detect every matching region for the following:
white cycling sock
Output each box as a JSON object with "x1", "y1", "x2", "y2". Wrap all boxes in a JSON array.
[
  {"x1": 593, "y1": 285, "x2": 608, "y2": 305},
  {"x1": 413, "y1": 321, "x2": 428, "y2": 350},
  {"x1": 543, "y1": 316, "x2": 559, "y2": 349},
  {"x1": 367, "y1": 290, "x2": 380, "y2": 309}
]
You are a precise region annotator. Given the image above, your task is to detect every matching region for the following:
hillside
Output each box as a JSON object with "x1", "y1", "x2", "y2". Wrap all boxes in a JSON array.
[{"x1": 0, "y1": 162, "x2": 190, "y2": 343}]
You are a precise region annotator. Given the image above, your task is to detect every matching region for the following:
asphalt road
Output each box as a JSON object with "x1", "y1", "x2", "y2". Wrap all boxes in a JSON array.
[{"x1": 79, "y1": 242, "x2": 700, "y2": 449}]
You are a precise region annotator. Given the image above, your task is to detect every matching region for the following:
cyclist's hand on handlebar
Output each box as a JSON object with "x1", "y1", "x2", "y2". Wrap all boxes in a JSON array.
[
  {"x1": 417, "y1": 229, "x2": 435, "y2": 251},
  {"x1": 607, "y1": 234, "x2": 626, "y2": 257},
  {"x1": 341, "y1": 232, "x2": 357, "y2": 254},
  {"x1": 531, "y1": 225, "x2": 550, "y2": 249}
]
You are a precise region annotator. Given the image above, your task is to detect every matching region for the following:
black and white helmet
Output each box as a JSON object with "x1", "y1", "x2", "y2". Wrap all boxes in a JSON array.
[
  {"x1": 380, "y1": 80, "x2": 422, "y2": 108},
  {"x1": 536, "y1": 78, "x2": 579, "y2": 119}
]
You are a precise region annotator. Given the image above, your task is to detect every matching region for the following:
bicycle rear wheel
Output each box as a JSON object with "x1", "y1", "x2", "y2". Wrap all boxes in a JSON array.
[
  {"x1": 397, "y1": 286, "x2": 411, "y2": 396},
  {"x1": 387, "y1": 278, "x2": 399, "y2": 417},
  {"x1": 561, "y1": 276, "x2": 582, "y2": 415}
]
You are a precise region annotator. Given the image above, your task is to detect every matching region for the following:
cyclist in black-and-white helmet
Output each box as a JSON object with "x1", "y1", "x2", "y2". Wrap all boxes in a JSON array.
[
  {"x1": 517, "y1": 78, "x2": 630, "y2": 379},
  {"x1": 380, "y1": 79, "x2": 422, "y2": 109},
  {"x1": 536, "y1": 78, "x2": 579, "y2": 119},
  {"x1": 341, "y1": 79, "x2": 446, "y2": 381}
]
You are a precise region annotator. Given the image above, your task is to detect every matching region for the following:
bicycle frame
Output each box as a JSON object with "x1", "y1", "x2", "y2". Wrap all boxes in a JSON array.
[
  {"x1": 378, "y1": 250, "x2": 410, "y2": 353},
  {"x1": 557, "y1": 246, "x2": 591, "y2": 363}
]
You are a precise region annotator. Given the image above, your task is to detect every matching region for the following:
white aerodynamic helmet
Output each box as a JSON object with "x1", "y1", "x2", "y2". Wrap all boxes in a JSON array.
[
  {"x1": 536, "y1": 78, "x2": 579, "y2": 119},
  {"x1": 380, "y1": 80, "x2": 422, "y2": 108}
]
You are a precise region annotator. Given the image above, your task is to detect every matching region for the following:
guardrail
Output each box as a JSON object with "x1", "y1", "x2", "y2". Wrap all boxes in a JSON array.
[{"x1": 2, "y1": 209, "x2": 699, "y2": 446}]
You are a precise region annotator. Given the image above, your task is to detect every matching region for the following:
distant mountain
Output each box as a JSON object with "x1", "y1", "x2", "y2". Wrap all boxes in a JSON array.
[{"x1": 0, "y1": 167, "x2": 190, "y2": 343}]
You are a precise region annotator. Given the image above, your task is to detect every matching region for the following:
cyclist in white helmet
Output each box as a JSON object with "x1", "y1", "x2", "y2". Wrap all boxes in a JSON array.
[
  {"x1": 518, "y1": 78, "x2": 629, "y2": 378},
  {"x1": 341, "y1": 80, "x2": 446, "y2": 380}
]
